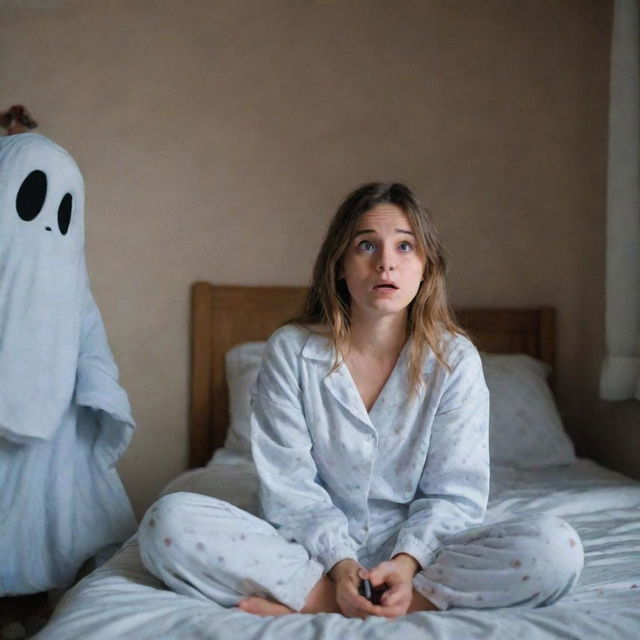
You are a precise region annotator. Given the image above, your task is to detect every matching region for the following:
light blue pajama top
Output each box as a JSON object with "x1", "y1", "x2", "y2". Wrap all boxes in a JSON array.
[{"x1": 250, "y1": 324, "x2": 490, "y2": 573}]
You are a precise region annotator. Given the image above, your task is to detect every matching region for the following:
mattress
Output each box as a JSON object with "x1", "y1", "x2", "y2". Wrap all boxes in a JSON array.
[{"x1": 36, "y1": 457, "x2": 640, "y2": 640}]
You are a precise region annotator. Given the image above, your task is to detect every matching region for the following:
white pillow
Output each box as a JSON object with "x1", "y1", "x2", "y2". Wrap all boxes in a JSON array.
[
  {"x1": 480, "y1": 352, "x2": 576, "y2": 468},
  {"x1": 221, "y1": 342, "x2": 266, "y2": 462},
  {"x1": 217, "y1": 342, "x2": 576, "y2": 469}
]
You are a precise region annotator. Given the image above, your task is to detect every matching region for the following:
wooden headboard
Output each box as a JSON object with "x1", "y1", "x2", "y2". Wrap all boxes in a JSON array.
[{"x1": 189, "y1": 282, "x2": 556, "y2": 468}]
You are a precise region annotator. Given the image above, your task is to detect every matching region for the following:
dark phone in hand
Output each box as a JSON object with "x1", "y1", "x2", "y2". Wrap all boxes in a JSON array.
[{"x1": 358, "y1": 579, "x2": 386, "y2": 605}]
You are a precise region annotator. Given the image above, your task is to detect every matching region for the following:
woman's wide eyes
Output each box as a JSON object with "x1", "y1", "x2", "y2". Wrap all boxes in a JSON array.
[{"x1": 356, "y1": 240, "x2": 413, "y2": 253}]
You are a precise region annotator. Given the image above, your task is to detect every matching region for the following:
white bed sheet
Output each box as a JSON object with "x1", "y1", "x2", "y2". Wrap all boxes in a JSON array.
[{"x1": 36, "y1": 457, "x2": 640, "y2": 640}]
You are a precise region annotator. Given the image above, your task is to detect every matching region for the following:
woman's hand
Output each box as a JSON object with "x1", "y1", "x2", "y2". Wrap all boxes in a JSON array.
[
  {"x1": 328, "y1": 558, "x2": 377, "y2": 619},
  {"x1": 362, "y1": 553, "x2": 420, "y2": 619}
]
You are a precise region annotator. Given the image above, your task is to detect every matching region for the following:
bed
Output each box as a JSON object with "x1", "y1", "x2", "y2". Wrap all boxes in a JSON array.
[{"x1": 37, "y1": 283, "x2": 640, "y2": 640}]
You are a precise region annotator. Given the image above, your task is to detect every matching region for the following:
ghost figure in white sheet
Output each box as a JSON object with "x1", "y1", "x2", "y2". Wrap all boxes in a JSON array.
[{"x1": 0, "y1": 133, "x2": 137, "y2": 595}]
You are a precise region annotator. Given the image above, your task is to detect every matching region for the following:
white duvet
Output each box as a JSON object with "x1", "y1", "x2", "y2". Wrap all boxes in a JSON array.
[{"x1": 37, "y1": 457, "x2": 640, "y2": 640}]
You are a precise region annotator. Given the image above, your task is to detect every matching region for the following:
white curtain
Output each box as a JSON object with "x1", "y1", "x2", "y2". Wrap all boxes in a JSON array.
[{"x1": 600, "y1": 0, "x2": 640, "y2": 401}]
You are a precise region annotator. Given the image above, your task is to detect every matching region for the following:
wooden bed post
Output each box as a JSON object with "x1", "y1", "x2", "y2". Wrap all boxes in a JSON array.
[
  {"x1": 539, "y1": 307, "x2": 556, "y2": 392},
  {"x1": 190, "y1": 282, "x2": 213, "y2": 468}
]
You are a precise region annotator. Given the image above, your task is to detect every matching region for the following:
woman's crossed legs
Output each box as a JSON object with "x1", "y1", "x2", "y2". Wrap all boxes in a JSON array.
[{"x1": 138, "y1": 492, "x2": 584, "y2": 618}]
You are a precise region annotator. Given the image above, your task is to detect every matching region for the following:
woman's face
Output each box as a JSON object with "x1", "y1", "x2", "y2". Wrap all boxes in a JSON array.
[{"x1": 341, "y1": 204, "x2": 426, "y2": 322}]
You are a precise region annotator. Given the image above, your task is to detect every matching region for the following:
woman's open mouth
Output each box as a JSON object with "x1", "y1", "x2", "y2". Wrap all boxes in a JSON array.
[{"x1": 372, "y1": 281, "x2": 399, "y2": 293}]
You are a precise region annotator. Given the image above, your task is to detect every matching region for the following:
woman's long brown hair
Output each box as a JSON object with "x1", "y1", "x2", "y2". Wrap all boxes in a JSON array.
[{"x1": 289, "y1": 182, "x2": 468, "y2": 397}]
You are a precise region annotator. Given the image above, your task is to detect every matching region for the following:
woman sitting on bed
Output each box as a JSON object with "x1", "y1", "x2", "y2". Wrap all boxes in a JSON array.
[{"x1": 139, "y1": 182, "x2": 584, "y2": 619}]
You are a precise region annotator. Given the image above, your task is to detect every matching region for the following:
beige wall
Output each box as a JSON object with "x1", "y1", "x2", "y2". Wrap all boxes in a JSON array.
[{"x1": 2, "y1": 0, "x2": 635, "y2": 519}]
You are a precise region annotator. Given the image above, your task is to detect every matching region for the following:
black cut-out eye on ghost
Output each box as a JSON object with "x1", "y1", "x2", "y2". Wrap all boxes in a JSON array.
[
  {"x1": 58, "y1": 193, "x2": 72, "y2": 235},
  {"x1": 16, "y1": 170, "x2": 47, "y2": 222},
  {"x1": 15, "y1": 170, "x2": 73, "y2": 235}
]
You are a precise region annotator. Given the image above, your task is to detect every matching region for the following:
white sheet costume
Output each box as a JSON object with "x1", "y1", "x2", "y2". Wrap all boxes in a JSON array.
[
  {"x1": 139, "y1": 325, "x2": 583, "y2": 611},
  {"x1": 0, "y1": 134, "x2": 137, "y2": 595}
]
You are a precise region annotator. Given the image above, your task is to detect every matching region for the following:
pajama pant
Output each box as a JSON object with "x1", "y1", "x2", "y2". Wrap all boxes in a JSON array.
[{"x1": 138, "y1": 492, "x2": 584, "y2": 613}]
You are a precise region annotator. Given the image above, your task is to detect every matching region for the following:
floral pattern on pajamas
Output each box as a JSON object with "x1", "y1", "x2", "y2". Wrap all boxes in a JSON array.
[
  {"x1": 139, "y1": 492, "x2": 323, "y2": 611},
  {"x1": 138, "y1": 495, "x2": 584, "y2": 612},
  {"x1": 138, "y1": 324, "x2": 584, "y2": 612},
  {"x1": 251, "y1": 325, "x2": 491, "y2": 572},
  {"x1": 413, "y1": 513, "x2": 584, "y2": 609}
]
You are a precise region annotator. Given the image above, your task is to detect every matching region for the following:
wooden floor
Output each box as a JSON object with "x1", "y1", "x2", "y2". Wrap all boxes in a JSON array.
[{"x1": 0, "y1": 592, "x2": 56, "y2": 639}]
